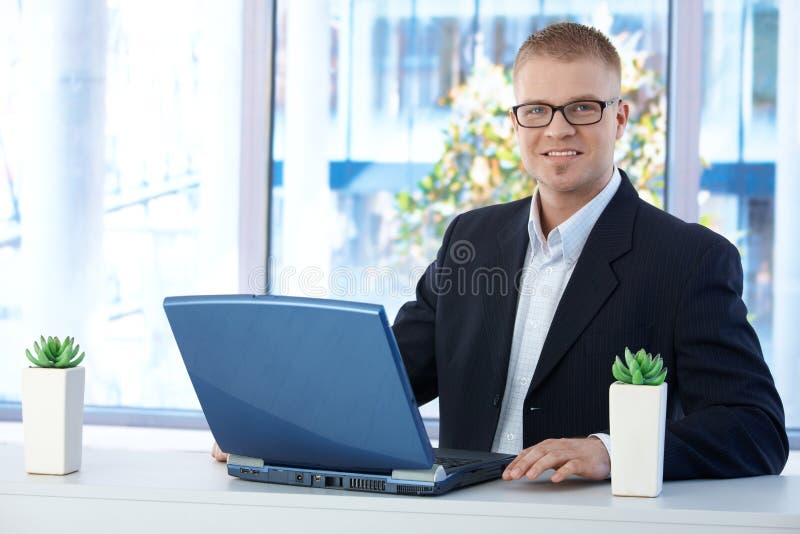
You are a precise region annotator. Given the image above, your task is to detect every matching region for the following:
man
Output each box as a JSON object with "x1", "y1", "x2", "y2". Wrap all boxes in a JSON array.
[
  {"x1": 390, "y1": 22, "x2": 788, "y2": 482},
  {"x1": 214, "y1": 22, "x2": 788, "y2": 481}
]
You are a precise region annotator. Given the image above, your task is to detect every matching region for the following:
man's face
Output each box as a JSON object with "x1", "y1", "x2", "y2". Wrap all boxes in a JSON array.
[{"x1": 511, "y1": 55, "x2": 629, "y2": 204}]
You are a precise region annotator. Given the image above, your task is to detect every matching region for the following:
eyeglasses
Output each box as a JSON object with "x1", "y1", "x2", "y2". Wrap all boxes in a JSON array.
[{"x1": 511, "y1": 98, "x2": 621, "y2": 128}]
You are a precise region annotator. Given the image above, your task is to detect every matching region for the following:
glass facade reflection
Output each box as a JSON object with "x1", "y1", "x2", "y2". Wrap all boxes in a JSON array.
[{"x1": 0, "y1": 0, "x2": 796, "y2": 429}]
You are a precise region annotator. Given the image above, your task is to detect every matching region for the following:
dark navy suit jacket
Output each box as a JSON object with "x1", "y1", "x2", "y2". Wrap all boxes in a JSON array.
[{"x1": 392, "y1": 170, "x2": 788, "y2": 479}]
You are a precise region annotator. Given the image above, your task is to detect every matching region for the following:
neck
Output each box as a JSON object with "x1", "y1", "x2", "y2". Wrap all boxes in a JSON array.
[{"x1": 537, "y1": 168, "x2": 614, "y2": 236}]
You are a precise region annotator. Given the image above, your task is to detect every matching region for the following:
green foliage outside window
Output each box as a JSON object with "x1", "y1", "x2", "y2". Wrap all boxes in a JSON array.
[{"x1": 394, "y1": 31, "x2": 666, "y2": 265}]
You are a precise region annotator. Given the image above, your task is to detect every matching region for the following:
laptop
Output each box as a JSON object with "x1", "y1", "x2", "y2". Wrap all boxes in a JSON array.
[{"x1": 163, "y1": 294, "x2": 515, "y2": 496}]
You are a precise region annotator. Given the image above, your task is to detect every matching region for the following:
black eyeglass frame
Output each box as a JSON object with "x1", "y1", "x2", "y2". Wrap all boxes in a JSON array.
[{"x1": 511, "y1": 98, "x2": 622, "y2": 128}]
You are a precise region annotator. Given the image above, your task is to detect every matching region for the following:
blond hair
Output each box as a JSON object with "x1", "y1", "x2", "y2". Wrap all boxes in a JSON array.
[{"x1": 513, "y1": 22, "x2": 621, "y2": 80}]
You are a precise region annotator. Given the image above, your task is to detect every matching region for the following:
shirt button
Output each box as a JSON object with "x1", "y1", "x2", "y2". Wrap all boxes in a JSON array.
[
  {"x1": 519, "y1": 377, "x2": 528, "y2": 386},
  {"x1": 506, "y1": 433, "x2": 514, "y2": 441},
  {"x1": 546, "y1": 267, "x2": 553, "y2": 275},
  {"x1": 532, "y1": 322, "x2": 540, "y2": 330}
]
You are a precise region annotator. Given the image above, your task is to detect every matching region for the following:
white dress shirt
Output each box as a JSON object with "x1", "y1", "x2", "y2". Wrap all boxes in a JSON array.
[{"x1": 491, "y1": 168, "x2": 621, "y2": 455}]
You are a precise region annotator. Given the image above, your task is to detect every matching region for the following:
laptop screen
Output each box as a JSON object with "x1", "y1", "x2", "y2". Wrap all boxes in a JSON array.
[{"x1": 164, "y1": 294, "x2": 435, "y2": 473}]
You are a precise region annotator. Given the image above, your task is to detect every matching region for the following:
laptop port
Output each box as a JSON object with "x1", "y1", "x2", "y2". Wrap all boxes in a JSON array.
[
  {"x1": 239, "y1": 468, "x2": 251, "y2": 474},
  {"x1": 325, "y1": 476, "x2": 343, "y2": 487},
  {"x1": 291, "y1": 472, "x2": 313, "y2": 486}
]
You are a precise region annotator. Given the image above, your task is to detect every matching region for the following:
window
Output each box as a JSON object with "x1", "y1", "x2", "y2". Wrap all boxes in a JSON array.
[
  {"x1": 697, "y1": 0, "x2": 798, "y2": 428},
  {"x1": 2, "y1": 0, "x2": 795, "y2": 437},
  {"x1": 269, "y1": 0, "x2": 669, "y2": 420},
  {"x1": 0, "y1": 1, "x2": 247, "y2": 415}
]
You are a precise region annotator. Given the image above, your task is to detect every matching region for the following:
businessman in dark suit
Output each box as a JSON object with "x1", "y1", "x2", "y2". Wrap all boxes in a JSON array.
[
  {"x1": 212, "y1": 22, "x2": 788, "y2": 477},
  {"x1": 391, "y1": 22, "x2": 788, "y2": 482}
]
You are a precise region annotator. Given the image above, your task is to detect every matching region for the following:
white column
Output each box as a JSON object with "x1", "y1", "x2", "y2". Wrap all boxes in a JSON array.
[
  {"x1": 773, "y1": 0, "x2": 800, "y2": 425},
  {"x1": 17, "y1": 1, "x2": 107, "y2": 362},
  {"x1": 281, "y1": 0, "x2": 332, "y2": 296},
  {"x1": 666, "y1": 0, "x2": 703, "y2": 222},
  {"x1": 238, "y1": 0, "x2": 274, "y2": 294}
]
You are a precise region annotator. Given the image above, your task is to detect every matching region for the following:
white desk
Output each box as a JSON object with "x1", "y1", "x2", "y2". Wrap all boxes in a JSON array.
[{"x1": 1, "y1": 444, "x2": 798, "y2": 533}]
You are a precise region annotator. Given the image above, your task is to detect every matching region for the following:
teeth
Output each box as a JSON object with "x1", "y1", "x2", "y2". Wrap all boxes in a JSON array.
[{"x1": 547, "y1": 151, "x2": 577, "y2": 156}]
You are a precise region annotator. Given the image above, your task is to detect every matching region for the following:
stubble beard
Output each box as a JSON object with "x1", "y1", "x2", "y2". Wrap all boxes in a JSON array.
[{"x1": 552, "y1": 163, "x2": 570, "y2": 175}]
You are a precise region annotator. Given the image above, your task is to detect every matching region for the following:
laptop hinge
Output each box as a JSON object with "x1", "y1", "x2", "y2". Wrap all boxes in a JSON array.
[
  {"x1": 391, "y1": 464, "x2": 446, "y2": 483},
  {"x1": 227, "y1": 454, "x2": 265, "y2": 468}
]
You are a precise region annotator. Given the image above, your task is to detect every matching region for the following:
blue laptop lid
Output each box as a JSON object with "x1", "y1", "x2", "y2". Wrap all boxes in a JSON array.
[{"x1": 164, "y1": 294, "x2": 434, "y2": 473}]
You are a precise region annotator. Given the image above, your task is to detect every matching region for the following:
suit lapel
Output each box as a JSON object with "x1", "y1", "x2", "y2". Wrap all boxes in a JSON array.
[
  {"x1": 529, "y1": 173, "x2": 640, "y2": 393},
  {"x1": 479, "y1": 199, "x2": 530, "y2": 386}
]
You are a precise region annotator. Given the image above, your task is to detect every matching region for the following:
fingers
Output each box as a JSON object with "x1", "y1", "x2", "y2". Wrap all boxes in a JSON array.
[
  {"x1": 522, "y1": 450, "x2": 567, "y2": 481},
  {"x1": 503, "y1": 438, "x2": 559, "y2": 480},
  {"x1": 502, "y1": 438, "x2": 611, "y2": 483},
  {"x1": 551, "y1": 459, "x2": 580, "y2": 483},
  {"x1": 211, "y1": 442, "x2": 229, "y2": 462},
  {"x1": 502, "y1": 446, "x2": 532, "y2": 479}
]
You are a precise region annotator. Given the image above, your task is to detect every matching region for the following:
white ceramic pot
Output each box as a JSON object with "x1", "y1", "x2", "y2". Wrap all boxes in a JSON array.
[
  {"x1": 609, "y1": 381, "x2": 667, "y2": 497},
  {"x1": 21, "y1": 366, "x2": 85, "y2": 475}
]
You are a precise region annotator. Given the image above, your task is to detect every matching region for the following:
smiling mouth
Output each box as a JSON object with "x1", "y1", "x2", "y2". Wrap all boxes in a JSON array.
[{"x1": 544, "y1": 150, "x2": 581, "y2": 157}]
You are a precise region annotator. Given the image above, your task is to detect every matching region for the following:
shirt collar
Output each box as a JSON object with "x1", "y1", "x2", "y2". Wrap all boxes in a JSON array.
[{"x1": 528, "y1": 167, "x2": 622, "y2": 265}]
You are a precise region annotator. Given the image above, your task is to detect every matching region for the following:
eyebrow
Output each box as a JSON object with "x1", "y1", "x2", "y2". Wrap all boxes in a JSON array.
[{"x1": 519, "y1": 95, "x2": 603, "y2": 105}]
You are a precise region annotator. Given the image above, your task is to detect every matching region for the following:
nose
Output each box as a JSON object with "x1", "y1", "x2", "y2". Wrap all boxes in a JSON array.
[{"x1": 544, "y1": 109, "x2": 576, "y2": 138}]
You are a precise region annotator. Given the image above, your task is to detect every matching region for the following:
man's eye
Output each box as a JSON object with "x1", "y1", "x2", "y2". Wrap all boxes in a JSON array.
[
  {"x1": 571, "y1": 103, "x2": 598, "y2": 113},
  {"x1": 526, "y1": 106, "x2": 546, "y2": 115}
]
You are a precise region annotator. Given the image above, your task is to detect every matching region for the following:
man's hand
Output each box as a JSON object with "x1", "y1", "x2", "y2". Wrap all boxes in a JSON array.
[
  {"x1": 502, "y1": 437, "x2": 610, "y2": 483},
  {"x1": 211, "y1": 441, "x2": 229, "y2": 462}
]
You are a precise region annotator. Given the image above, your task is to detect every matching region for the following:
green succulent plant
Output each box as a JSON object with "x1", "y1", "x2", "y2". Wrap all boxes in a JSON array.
[
  {"x1": 25, "y1": 336, "x2": 85, "y2": 368},
  {"x1": 612, "y1": 347, "x2": 667, "y2": 386}
]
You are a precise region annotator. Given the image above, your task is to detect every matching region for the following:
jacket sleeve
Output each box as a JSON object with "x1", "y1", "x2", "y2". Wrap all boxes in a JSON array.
[
  {"x1": 391, "y1": 215, "x2": 461, "y2": 406},
  {"x1": 665, "y1": 238, "x2": 789, "y2": 479}
]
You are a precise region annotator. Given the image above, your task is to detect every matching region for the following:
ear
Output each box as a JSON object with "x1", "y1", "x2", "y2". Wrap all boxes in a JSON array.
[
  {"x1": 509, "y1": 108, "x2": 520, "y2": 135},
  {"x1": 615, "y1": 100, "x2": 630, "y2": 140}
]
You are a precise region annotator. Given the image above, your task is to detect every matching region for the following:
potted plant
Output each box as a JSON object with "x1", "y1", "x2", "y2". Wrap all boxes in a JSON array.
[
  {"x1": 21, "y1": 336, "x2": 86, "y2": 475},
  {"x1": 609, "y1": 347, "x2": 668, "y2": 497}
]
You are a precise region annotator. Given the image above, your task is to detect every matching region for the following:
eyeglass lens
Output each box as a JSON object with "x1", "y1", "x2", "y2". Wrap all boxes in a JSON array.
[{"x1": 516, "y1": 101, "x2": 605, "y2": 127}]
